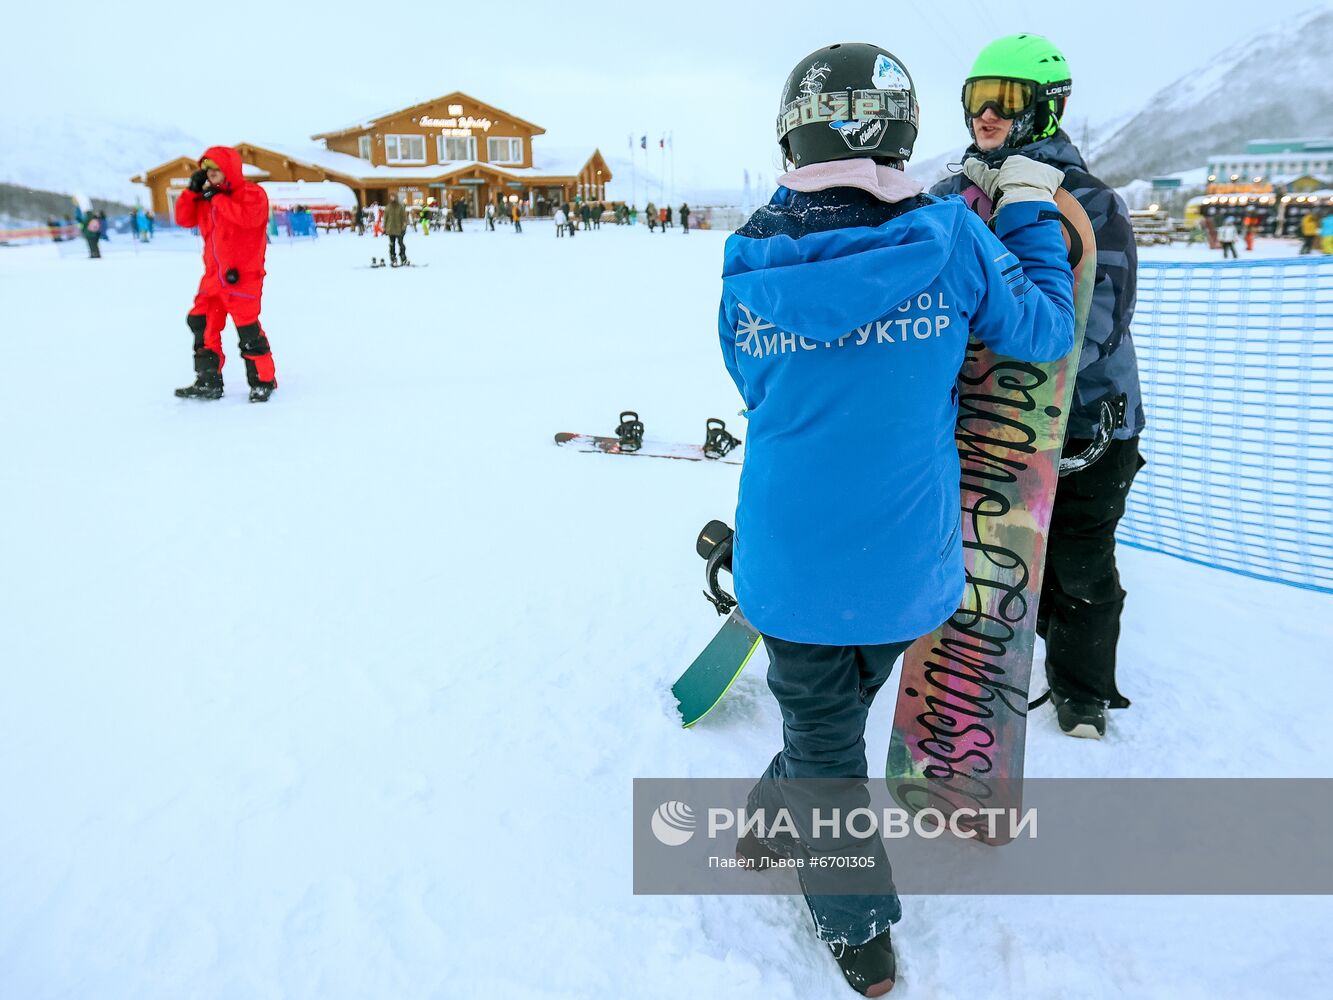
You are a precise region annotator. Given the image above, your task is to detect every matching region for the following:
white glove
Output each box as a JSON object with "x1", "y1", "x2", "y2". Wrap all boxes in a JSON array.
[{"x1": 962, "y1": 155, "x2": 1065, "y2": 215}]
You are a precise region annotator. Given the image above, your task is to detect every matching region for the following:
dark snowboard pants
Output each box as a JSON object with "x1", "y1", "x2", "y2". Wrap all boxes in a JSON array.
[
  {"x1": 388, "y1": 234, "x2": 406, "y2": 261},
  {"x1": 1037, "y1": 436, "x2": 1144, "y2": 708},
  {"x1": 1221, "y1": 241, "x2": 1238, "y2": 259},
  {"x1": 748, "y1": 634, "x2": 909, "y2": 945},
  {"x1": 85, "y1": 233, "x2": 101, "y2": 258}
]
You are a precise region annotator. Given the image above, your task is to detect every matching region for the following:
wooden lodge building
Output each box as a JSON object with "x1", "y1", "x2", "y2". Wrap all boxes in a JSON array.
[{"x1": 132, "y1": 92, "x2": 612, "y2": 218}]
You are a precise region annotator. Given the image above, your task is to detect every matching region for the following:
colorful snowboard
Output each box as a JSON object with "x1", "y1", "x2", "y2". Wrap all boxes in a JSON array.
[
  {"x1": 672, "y1": 609, "x2": 762, "y2": 727},
  {"x1": 885, "y1": 187, "x2": 1097, "y2": 844},
  {"x1": 553, "y1": 433, "x2": 743, "y2": 465}
]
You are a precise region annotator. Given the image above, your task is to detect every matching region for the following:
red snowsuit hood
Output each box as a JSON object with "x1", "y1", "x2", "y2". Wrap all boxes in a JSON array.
[{"x1": 201, "y1": 145, "x2": 246, "y2": 191}]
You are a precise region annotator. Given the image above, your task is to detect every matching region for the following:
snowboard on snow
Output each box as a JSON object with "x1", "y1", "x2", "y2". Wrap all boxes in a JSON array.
[
  {"x1": 554, "y1": 414, "x2": 743, "y2": 465},
  {"x1": 671, "y1": 520, "x2": 762, "y2": 727},
  {"x1": 884, "y1": 187, "x2": 1097, "y2": 844},
  {"x1": 360, "y1": 258, "x2": 430, "y2": 269}
]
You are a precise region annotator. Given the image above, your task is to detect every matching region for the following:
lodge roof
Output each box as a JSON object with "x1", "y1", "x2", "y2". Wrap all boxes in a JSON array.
[
  {"x1": 133, "y1": 142, "x2": 610, "y2": 188},
  {"x1": 311, "y1": 91, "x2": 546, "y2": 141}
]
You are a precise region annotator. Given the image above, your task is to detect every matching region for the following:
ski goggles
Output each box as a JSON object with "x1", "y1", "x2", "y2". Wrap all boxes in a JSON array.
[
  {"x1": 962, "y1": 77, "x2": 1070, "y2": 119},
  {"x1": 776, "y1": 88, "x2": 918, "y2": 143}
]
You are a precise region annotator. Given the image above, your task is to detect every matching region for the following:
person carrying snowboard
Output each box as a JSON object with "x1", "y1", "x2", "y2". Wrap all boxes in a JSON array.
[
  {"x1": 719, "y1": 42, "x2": 1075, "y2": 995},
  {"x1": 931, "y1": 34, "x2": 1145, "y2": 738},
  {"x1": 173, "y1": 146, "x2": 277, "y2": 402},
  {"x1": 384, "y1": 195, "x2": 408, "y2": 266}
]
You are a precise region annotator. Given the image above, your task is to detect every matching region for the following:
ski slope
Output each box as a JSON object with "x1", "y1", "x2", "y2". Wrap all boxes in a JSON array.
[{"x1": 1, "y1": 223, "x2": 1328, "y2": 999}]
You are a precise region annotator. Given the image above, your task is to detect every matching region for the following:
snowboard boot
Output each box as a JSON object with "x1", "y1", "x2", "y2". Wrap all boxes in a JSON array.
[
  {"x1": 248, "y1": 381, "x2": 277, "y2": 403},
  {"x1": 1050, "y1": 687, "x2": 1106, "y2": 739},
  {"x1": 175, "y1": 373, "x2": 223, "y2": 400},
  {"x1": 829, "y1": 927, "x2": 896, "y2": 997}
]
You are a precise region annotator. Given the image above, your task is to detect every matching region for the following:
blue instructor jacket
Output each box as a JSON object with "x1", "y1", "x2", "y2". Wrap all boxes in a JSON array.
[{"x1": 719, "y1": 186, "x2": 1075, "y2": 645}]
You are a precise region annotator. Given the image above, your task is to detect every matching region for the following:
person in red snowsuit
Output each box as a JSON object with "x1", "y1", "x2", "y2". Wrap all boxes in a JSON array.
[{"x1": 174, "y1": 146, "x2": 278, "y2": 402}]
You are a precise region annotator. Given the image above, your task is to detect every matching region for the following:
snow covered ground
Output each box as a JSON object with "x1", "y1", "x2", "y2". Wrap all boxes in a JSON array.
[{"x1": 2, "y1": 222, "x2": 1329, "y2": 999}]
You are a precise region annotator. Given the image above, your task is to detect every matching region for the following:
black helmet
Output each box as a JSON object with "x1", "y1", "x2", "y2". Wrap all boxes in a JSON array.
[{"x1": 776, "y1": 43, "x2": 919, "y2": 168}]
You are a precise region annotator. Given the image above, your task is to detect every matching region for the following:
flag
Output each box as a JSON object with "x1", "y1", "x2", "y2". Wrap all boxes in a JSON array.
[
  {"x1": 627, "y1": 134, "x2": 633, "y2": 150},
  {"x1": 659, "y1": 136, "x2": 665, "y2": 149},
  {"x1": 640, "y1": 135, "x2": 647, "y2": 149}
]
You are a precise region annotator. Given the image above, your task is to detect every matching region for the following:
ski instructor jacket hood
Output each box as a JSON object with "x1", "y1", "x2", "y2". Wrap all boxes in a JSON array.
[
  {"x1": 175, "y1": 145, "x2": 270, "y2": 297},
  {"x1": 719, "y1": 170, "x2": 1075, "y2": 645}
]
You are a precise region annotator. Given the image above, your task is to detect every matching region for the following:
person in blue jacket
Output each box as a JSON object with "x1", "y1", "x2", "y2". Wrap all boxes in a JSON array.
[{"x1": 718, "y1": 43, "x2": 1075, "y2": 996}]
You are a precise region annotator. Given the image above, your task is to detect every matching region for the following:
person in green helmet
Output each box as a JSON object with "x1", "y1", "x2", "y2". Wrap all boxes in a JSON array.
[{"x1": 931, "y1": 34, "x2": 1145, "y2": 740}]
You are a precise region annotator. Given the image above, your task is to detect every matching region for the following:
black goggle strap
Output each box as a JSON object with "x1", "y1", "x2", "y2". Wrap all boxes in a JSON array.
[{"x1": 776, "y1": 88, "x2": 919, "y2": 143}]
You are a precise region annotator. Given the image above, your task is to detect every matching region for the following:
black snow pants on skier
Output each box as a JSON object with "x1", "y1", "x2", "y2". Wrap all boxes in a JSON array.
[
  {"x1": 1037, "y1": 436, "x2": 1144, "y2": 709},
  {"x1": 747, "y1": 635, "x2": 908, "y2": 946}
]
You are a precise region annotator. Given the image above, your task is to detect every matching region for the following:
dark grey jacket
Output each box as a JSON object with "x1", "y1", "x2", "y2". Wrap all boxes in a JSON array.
[{"x1": 931, "y1": 131, "x2": 1144, "y2": 441}]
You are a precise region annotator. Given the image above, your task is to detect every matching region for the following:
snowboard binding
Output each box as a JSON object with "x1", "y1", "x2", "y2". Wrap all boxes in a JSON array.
[
  {"x1": 616, "y1": 410, "x2": 644, "y2": 453},
  {"x1": 701, "y1": 418, "x2": 741, "y2": 460},
  {"x1": 697, "y1": 519, "x2": 737, "y2": 616},
  {"x1": 371, "y1": 257, "x2": 386, "y2": 268},
  {"x1": 1059, "y1": 394, "x2": 1128, "y2": 476}
]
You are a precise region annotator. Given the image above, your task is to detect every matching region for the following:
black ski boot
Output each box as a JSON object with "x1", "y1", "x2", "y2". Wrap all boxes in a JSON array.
[
  {"x1": 1049, "y1": 687, "x2": 1106, "y2": 739},
  {"x1": 829, "y1": 928, "x2": 896, "y2": 997},
  {"x1": 616, "y1": 410, "x2": 644, "y2": 452},
  {"x1": 248, "y1": 381, "x2": 277, "y2": 403},
  {"x1": 175, "y1": 373, "x2": 223, "y2": 400}
]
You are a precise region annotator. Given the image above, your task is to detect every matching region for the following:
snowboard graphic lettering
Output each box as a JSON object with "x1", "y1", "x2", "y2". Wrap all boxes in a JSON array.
[{"x1": 885, "y1": 188, "x2": 1097, "y2": 844}]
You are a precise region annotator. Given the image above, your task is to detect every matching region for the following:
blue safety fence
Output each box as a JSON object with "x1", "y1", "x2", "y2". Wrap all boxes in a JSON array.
[{"x1": 1119, "y1": 256, "x2": 1333, "y2": 594}]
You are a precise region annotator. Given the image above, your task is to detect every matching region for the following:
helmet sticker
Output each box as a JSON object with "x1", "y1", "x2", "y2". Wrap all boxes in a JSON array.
[
  {"x1": 799, "y1": 62, "x2": 832, "y2": 97},
  {"x1": 872, "y1": 54, "x2": 910, "y2": 91},
  {"x1": 831, "y1": 117, "x2": 886, "y2": 151}
]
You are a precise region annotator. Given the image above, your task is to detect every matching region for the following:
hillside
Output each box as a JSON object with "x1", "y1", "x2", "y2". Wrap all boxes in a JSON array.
[
  {"x1": 1088, "y1": 6, "x2": 1333, "y2": 184},
  {"x1": 0, "y1": 112, "x2": 203, "y2": 207}
]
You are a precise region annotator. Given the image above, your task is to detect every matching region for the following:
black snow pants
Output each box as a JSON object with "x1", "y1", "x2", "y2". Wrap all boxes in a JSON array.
[{"x1": 1037, "y1": 435, "x2": 1144, "y2": 709}]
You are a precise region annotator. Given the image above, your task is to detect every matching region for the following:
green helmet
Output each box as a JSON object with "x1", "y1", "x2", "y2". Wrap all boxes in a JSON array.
[{"x1": 962, "y1": 34, "x2": 1071, "y2": 147}]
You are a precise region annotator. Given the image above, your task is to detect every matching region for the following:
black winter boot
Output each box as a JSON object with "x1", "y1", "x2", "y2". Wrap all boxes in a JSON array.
[
  {"x1": 175, "y1": 373, "x2": 223, "y2": 400},
  {"x1": 1050, "y1": 687, "x2": 1106, "y2": 739},
  {"x1": 248, "y1": 381, "x2": 277, "y2": 403},
  {"x1": 829, "y1": 927, "x2": 896, "y2": 996}
]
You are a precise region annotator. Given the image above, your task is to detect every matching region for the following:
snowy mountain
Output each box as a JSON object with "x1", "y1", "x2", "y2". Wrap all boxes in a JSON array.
[
  {"x1": 1087, "y1": 6, "x2": 1333, "y2": 185},
  {"x1": 0, "y1": 111, "x2": 204, "y2": 206}
]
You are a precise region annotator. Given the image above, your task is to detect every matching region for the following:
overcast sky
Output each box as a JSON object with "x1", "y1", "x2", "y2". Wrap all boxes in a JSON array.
[{"x1": 6, "y1": 0, "x2": 1322, "y2": 188}]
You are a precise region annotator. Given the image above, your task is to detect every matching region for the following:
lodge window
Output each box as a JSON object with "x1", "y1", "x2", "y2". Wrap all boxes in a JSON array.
[
  {"x1": 439, "y1": 136, "x2": 477, "y2": 162},
  {"x1": 488, "y1": 137, "x2": 523, "y2": 164},
  {"x1": 359, "y1": 136, "x2": 371, "y2": 160},
  {"x1": 385, "y1": 134, "x2": 426, "y2": 164}
]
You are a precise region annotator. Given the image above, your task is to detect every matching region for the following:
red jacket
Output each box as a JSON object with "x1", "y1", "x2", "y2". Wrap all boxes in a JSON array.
[{"x1": 175, "y1": 145, "x2": 269, "y2": 293}]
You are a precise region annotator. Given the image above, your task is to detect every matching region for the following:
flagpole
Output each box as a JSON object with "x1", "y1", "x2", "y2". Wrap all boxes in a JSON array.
[
  {"x1": 628, "y1": 134, "x2": 637, "y2": 209},
  {"x1": 669, "y1": 132, "x2": 675, "y2": 206}
]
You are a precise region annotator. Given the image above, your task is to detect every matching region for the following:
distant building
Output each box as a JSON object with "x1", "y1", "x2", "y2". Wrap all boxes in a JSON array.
[
  {"x1": 1206, "y1": 138, "x2": 1333, "y2": 188},
  {"x1": 131, "y1": 92, "x2": 612, "y2": 218}
]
